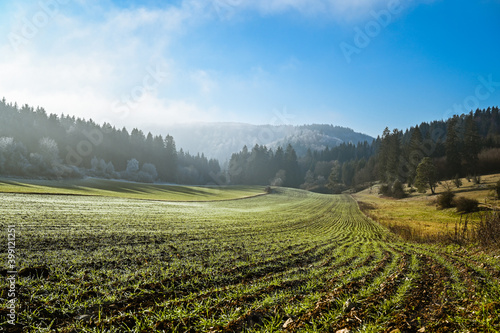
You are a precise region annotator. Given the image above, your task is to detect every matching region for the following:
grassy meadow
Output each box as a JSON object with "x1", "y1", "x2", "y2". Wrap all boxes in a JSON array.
[
  {"x1": 353, "y1": 173, "x2": 500, "y2": 241},
  {"x1": 0, "y1": 179, "x2": 499, "y2": 332}
]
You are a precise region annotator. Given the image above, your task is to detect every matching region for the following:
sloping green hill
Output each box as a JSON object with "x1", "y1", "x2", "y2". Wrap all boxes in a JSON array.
[{"x1": 0, "y1": 177, "x2": 265, "y2": 201}]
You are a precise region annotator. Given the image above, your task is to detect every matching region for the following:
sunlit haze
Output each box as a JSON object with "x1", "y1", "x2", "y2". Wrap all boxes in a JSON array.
[{"x1": 1, "y1": 0, "x2": 499, "y2": 137}]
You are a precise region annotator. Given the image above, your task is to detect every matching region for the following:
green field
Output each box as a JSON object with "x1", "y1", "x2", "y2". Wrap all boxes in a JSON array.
[
  {"x1": 0, "y1": 178, "x2": 266, "y2": 201},
  {"x1": 1, "y1": 180, "x2": 499, "y2": 332}
]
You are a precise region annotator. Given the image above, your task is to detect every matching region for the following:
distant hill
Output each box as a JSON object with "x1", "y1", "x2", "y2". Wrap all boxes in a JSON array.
[{"x1": 157, "y1": 123, "x2": 374, "y2": 162}]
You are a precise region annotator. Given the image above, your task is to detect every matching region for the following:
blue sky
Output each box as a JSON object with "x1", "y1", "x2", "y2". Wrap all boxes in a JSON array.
[{"x1": 0, "y1": 0, "x2": 499, "y2": 137}]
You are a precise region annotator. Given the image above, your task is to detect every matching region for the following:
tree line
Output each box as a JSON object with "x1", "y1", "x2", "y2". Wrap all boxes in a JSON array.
[
  {"x1": 1, "y1": 97, "x2": 499, "y2": 190},
  {"x1": 318, "y1": 107, "x2": 500, "y2": 195},
  {"x1": 228, "y1": 144, "x2": 301, "y2": 187},
  {"x1": 228, "y1": 107, "x2": 500, "y2": 194},
  {"x1": 0, "y1": 98, "x2": 221, "y2": 184}
]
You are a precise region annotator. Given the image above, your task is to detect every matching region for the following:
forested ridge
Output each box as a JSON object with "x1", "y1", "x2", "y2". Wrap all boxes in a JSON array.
[
  {"x1": 0, "y1": 98, "x2": 221, "y2": 184},
  {"x1": 158, "y1": 122, "x2": 373, "y2": 162},
  {"x1": 321, "y1": 107, "x2": 500, "y2": 193},
  {"x1": 1, "y1": 97, "x2": 499, "y2": 190},
  {"x1": 228, "y1": 107, "x2": 500, "y2": 192}
]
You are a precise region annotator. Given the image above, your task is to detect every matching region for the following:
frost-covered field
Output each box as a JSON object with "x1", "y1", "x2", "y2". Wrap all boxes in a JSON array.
[{"x1": 0, "y1": 185, "x2": 499, "y2": 332}]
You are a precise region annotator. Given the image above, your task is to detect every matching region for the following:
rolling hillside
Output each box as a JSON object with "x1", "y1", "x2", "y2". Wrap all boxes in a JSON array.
[{"x1": 154, "y1": 123, "x2": 374, "y2": 162}]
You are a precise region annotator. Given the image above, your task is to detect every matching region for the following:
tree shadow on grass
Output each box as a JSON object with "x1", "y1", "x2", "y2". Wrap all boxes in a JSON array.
[
  {"x1": 0, "y1": 177, "x2": 228, "y2": 199},
  {"x1": 83, "y1": 179, "x2": 216, "y2": 197},
  {"x1": 0, "y1": 180, "x2": 31, "y2": 188}
]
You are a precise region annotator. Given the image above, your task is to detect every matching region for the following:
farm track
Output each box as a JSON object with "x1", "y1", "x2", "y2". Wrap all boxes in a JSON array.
[{"x1": 0, "y1": 189, "x2": 499, "y2": 332}]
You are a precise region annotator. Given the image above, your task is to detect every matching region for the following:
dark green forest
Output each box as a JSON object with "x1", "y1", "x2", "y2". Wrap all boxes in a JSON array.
[
  {"x1": 1, "y1": 97, "x2": 499, "y2": 190},
  {"x1": 228, "y1": 107, "x2": 500, "y2": 193},
  {"x1": 320, "y1": 107, "x2": 500, "y2": 193},
  {"x1": 0, "y1": 98, "x2": 221, "y2": 184},
  {"x1": 228, "y1": 144, "x2": 302, "y2": 188}
]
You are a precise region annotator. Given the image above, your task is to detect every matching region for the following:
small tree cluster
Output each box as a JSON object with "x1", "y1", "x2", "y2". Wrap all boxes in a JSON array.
[
  {"x1": 120, "y1": 159, "x2": 158, "y2": 183},
  {"x1": 378, "y1": 180, "x2": 407, "y2": 199}
]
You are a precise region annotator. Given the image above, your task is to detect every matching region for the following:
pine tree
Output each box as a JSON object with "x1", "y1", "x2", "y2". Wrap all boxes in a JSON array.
[
  {"x1": 462, "y1": 114, "x2": 481, "y2": 176},
  {"x1": 415, "y1": 157, "x2": 438, "y2": 194},
  {"x1": 378, "y1": 127, "x2": 391, "y2": 182},
  {"x1": 327, "y1": 161, "x2": 343, "y2": 193},
  {"x1": 445, "y1": 116, "x2": 461, "y2": 178},
  {"x1": 384, "y1": 129, "x2": 401, "y2": 182},
  {"x1": 164, "y1": 135, "x2": 177, "y2": 182},
  {"x1": 284, "y1": 144, "x2": 300, "y2": 187},
  {"x1": 341, "y1": 161, "x2": 356, "y2": 187},
  {"x1": 407, "y1": 126, "x2": 424, "y2": 186},
  {"x1": 274, "y1": 146, "x2": 285, "y2": 171}
]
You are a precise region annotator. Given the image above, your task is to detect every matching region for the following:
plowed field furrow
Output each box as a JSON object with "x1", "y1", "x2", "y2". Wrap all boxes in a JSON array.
[
  {"x1": 282, "y1": 250, "x2": 393, "y2": 331},
  {"x1": 327, "y1": 252, "x2": 411, "y2": 332},
  {"x1": 1, "y1": 189, "x2": 499, "y2": 332},
  {"x1": 385, "y1": 254, "x2": 458, "y2": 332}
]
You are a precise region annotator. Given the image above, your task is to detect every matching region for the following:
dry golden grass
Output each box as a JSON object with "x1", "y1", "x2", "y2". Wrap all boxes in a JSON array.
[{"x1": 353, "y1": 173, "x2": 500, "y2": 241}]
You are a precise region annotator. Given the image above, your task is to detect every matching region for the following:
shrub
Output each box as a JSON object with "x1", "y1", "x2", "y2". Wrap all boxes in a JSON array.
[
  {"x1": 450, "y1": 212, "x2": 500, "y2": 247},
  {"x1": 378, "y1": 181, "x2": 407, "y2": 199},
  {"x1": 437, "y1": 190, "x2": 455, "y2": 209},
  {"x1": 476, "y1": 212, "x2": 500, "y2": 247},
  {"x1": 496, "y1": 180, "x2": 500, "y2": 198},
  {"x1": 453, "y1": 175, "x2": 462, "y2": 188},
  {"x1": 391, "y1": 180, "x2": 407, "y2": 199},
  {"x1": 455, "y1": 197, "x2": 479, "y2": 213},
  {"x1": 378, "y1": 184, "x2": 391, "y2": 196}
]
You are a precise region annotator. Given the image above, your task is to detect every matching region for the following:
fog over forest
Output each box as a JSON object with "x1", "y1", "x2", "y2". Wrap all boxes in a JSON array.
[{"x1": 1, "y1": 98, "x2": 500, "y2": 192}]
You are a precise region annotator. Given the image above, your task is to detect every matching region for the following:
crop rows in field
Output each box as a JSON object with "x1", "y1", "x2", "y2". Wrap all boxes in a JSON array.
[{"x1": 1, "y1": 188, "x2": 499, "y2": 332}]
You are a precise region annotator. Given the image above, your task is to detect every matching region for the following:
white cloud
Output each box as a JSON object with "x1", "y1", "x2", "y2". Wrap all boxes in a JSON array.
[
  {"x1": 191, "y1": 70, "x2": 218, "y2": 94},
  {"x1": 0, "y1": 0, "x2": 432, "y2": 133},
  {"x1": 207, "y1": 0, "x2": 406, "y2": 21},
  {"x1": 0, "y1": 1, "x2": 185, "y2": 124}
]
